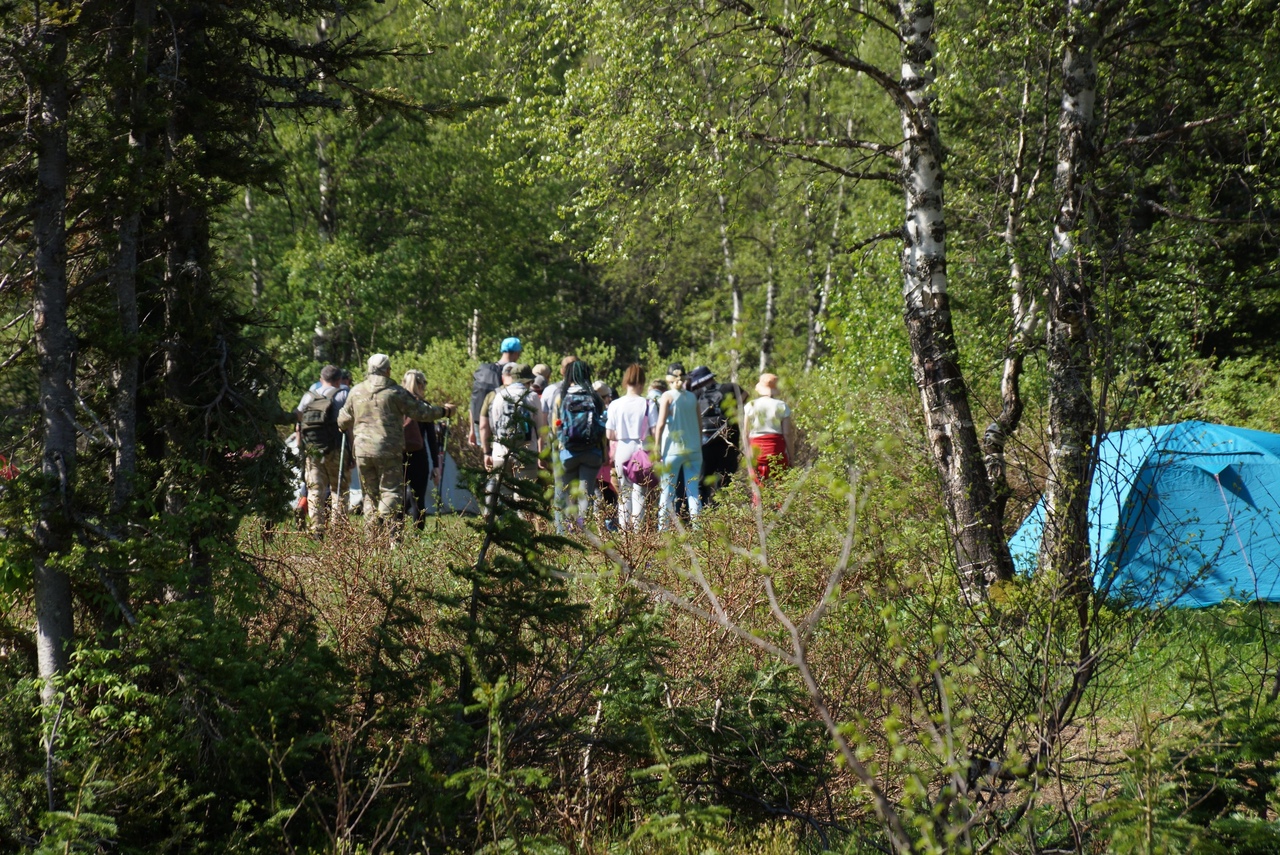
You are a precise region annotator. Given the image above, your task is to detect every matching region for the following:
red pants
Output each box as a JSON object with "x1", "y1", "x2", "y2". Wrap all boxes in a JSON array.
[{"x1": 749, "y1": 433, "x2": 789, "y2": 484}]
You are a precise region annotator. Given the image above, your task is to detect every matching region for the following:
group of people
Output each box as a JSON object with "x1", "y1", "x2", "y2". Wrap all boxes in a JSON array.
[
  {"x1": 290, "y1": 337, "x2": 796, "y2": 538},
  {"x1": 294, "y1": 355, "x2": 455, "y2": 535},
  {"x1": 468, "y1": 337, "x2": 796, "y2": 532}
]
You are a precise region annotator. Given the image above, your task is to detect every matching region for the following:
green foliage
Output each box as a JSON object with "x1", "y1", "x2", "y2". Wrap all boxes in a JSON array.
[
  {"x1": 1185, "y1": 357, "x2": 1280, "y2": 434},
  {"x1": 447, "y1": 675, "x2": 566, "y2": 855},
  {"x1": 0, "y1": 600, "x2": 347, "y2": 852},
  {"x1": 623, "y1": 721, "x2": 731, "y2": 855},
  {"x1": 6, "y1": 0, "x2": 1280, "y2": 852}
]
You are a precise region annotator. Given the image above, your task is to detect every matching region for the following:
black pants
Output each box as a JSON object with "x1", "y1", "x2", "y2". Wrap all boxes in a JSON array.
[
  {"x1": 404, "y1": 448, "x2": 431, "y2": 528},
  {"x1": 700, "y1": 436, "x2": 739, "y2": 506}
]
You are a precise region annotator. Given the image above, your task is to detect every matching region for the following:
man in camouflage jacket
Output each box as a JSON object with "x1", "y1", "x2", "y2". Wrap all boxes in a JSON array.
[{"x1": 338, "y1": 353, "x2": 456, "y2": 523}]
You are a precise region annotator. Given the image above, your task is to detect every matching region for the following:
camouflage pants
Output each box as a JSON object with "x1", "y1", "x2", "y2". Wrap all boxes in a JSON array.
[
  {"x1": 304, "y1": 451, "x2": 344, "y2": 528},
  {"x1": 355, "y1": 454, "x2": 404, "y2": 521}
]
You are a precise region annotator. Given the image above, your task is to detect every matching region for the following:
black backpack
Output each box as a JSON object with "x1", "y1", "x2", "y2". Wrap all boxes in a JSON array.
[
  {"x1": 299, "y1": 389, "x2": 341, "y2": 452},
  {"x1": 470, "y1": 362, "x2": 503, "y2": 428},
  {"x1": 697, "y1": 386, "x2": 728, "y2": 440}
]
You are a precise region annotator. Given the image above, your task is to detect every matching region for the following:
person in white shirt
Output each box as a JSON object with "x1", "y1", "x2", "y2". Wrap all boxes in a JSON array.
[
  {"x1": 606, "y1": 364, "x2": 655, "y2": 531},
  {"x1": 744, "y1": 373, "x2": 795, "y2": 491}
]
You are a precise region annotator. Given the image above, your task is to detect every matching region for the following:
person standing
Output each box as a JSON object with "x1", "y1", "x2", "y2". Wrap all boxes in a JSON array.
[
  {"x1": 336, "y1": 368, "x2": 356, "y2": 514},
  {"x1": 401, "y1": 369, "x2": 436, "y2": 529},
  {"x1": 687, "y1": 366, "x2": 739, "y2": 506},
  {"x1": 540, "y1": 354, "x2": 578, "y2": 426},
  {"x1": 592, "y1": 382, "x2": 617, "y2": 519},
  {"x1": 541, "y1": 355, "x2": 578, "y2": 529},
  {"x1": 479, "y1": 362, "x2": 545, "y2": 513},
  {"x1": 469, "y1": 336, "x2": 522, "y2": 447},
  {"x1": 744, "y1": 373, "x2": 795, "y2": 490},
  {"x1": 295, "y1": 364, "x2": 349, "y2": 534},
  {"x1": 531, "y1": 363, "x2": 552, "y2": 396},
  {"x1": 339, "y1": 354, "x2": 455, "y2": 529},
  {"x1": 654, "y1": 363, "x2": 703, "y2": 530},
  {"x1": 607, "y1": 364, "x2": 654, "y2": 531},
  {"x1": 553, "y1": 360, "x2": 607, "y2": 530}
]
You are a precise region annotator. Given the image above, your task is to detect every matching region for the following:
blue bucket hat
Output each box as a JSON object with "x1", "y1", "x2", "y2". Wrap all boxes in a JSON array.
[{"x1": 500, "y1": 336, "x2": 523, "y2": 354}]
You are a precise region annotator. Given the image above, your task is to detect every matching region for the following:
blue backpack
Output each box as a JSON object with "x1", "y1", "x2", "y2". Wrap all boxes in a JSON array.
[{"x1": 557, "y1": 387, "x2": 606, "y2": 453}]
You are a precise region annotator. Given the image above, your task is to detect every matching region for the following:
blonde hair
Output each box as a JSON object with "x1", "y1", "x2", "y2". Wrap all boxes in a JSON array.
[{"x1": 402, "y1": 369, "x2": 426, "y2": 396}]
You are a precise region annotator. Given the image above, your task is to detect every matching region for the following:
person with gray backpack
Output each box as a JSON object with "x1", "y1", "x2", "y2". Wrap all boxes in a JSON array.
[
  {"x1": 295, "y1": 364, "x2": 349, "y2": 534},
  {"x1": 478, "y1": 362, "x2": 545, "y2": 515}
]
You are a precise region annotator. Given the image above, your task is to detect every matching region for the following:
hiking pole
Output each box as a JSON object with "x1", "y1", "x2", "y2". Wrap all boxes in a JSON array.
[
  {"x1": 436, "y1": 419, "x2": 449, "y2": 532},
  {"x1": 337, "y1": 433, "x2": 348, "y2": 522}
]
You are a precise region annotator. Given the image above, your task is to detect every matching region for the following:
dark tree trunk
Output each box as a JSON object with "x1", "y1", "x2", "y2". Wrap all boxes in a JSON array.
[
  {"x1": 103, "y1": 0, "x2": 154, "y2": 638},
  {"x1": 163, "y1": 180, "x2": 214, "y2": 600},
  {"x1": 110, "y1": 0, "x2": 152, "y2": 517}
]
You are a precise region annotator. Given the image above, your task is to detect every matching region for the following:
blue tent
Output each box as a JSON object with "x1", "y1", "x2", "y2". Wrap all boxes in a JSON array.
[{"x1": 1009, "y1": 421, "x2": 1280, "y2": 608}]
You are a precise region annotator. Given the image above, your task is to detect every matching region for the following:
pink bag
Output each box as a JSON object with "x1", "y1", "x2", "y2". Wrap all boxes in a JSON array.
[{"x1": 621, "y1": 447, "x2": 658, "y2": 488}]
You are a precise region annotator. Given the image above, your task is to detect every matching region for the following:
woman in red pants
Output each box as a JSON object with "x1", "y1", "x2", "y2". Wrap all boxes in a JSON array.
[{"x1": 745, "y1": 373, "x2": 795, "y2": 490}]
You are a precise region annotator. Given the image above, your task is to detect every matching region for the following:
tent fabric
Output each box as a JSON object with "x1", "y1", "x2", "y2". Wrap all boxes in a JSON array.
[
  {"x1": 1009, "y1": 421, "x2": 1280, "y2": 608},
  {"x1": 348, "y1": 452, "x2": 480, "y2": 516}
]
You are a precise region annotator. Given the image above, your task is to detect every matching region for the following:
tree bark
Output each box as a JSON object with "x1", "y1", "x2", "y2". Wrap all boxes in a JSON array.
[
  {"x1": 711, "y1": 140, "x2": 741, "y2": 382},
  {"x1": 984, "y1": 75, "x2": 1046, "y2": 528},
  {"x1": 98, "y1": 0, "x2": 154, "y2": 640},
  {"x1": 1040, "y1": 0, "x2": 1100, "y2": 594},
  {"x1": 898, "y1": 0, "x2": 1014, "y2": 593},
  {"x1": 802, "y1": 188, "x2": 819, "y2": 370},
  {"x1": 804, "y1": 173, "x2": 844, "y2": 374},
  {"x1": 759, "y1": 222, "x2": 777, "y2": 373},
  {"x1": 316, "y1": 16, "x2": 337, "y2": 243},
  {"x1": 244, "y1": 188, "x2": 264, "y2": 304},
  {"x1": 29, "y1": 13, "x2": 77, "y2": 707},
  {"x1": 110, "y1": 0, "x2": 152, "y2": 519}
]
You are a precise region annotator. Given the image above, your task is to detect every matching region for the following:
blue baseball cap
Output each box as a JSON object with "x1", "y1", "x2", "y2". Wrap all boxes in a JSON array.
[{"x1": 500, "y1": 336, "x2": 522, "y2": 353}]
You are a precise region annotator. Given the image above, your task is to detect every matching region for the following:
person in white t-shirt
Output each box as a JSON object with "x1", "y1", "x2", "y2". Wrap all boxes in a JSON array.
[
  {"x1": 606, "y1": 364, "x2": 655, "y2": 531},
  {"x1": 744, "y1": 373, "x2": 794, "y2": 490}
]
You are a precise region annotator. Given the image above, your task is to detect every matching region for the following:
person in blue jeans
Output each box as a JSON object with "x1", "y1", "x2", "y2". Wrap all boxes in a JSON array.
[
  {"x1": 553, "y1": 360, "x2": 606, "y2": 531},
  {"x1": 653, "y1": 363, "x2": 703, "y2": 530}
]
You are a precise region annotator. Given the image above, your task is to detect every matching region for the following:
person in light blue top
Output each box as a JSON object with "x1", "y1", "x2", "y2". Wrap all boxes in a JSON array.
[{"x1": 653, "y1": 362, "x2": 703, "y2": 530}]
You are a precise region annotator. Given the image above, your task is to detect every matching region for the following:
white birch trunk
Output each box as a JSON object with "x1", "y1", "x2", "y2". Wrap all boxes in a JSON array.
[
  {"x1": 983, "y1": 75, "x2": 1045, "y2": 526},
  {"x1": 709, "y1": 140, "x2": 741, "y2": 381},
  {"x1": 898, "y1": 0, "x2": 1013, "y2": 592},
  {"x1": 759, "y1": 222, "x2": 778, "y2": 373},
  {"x1": 805, "y1": 174, "x2": 844, "y2": 374},
  {"x1": 316, "y1": 16, "x2": 337, "y2": 243},
  {"x1": 244, "y1": 188, "x2": 264, "y2": 304},
  {"x1": 1040, "y1": 0, "x2": 1100, "y2": 592}
]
